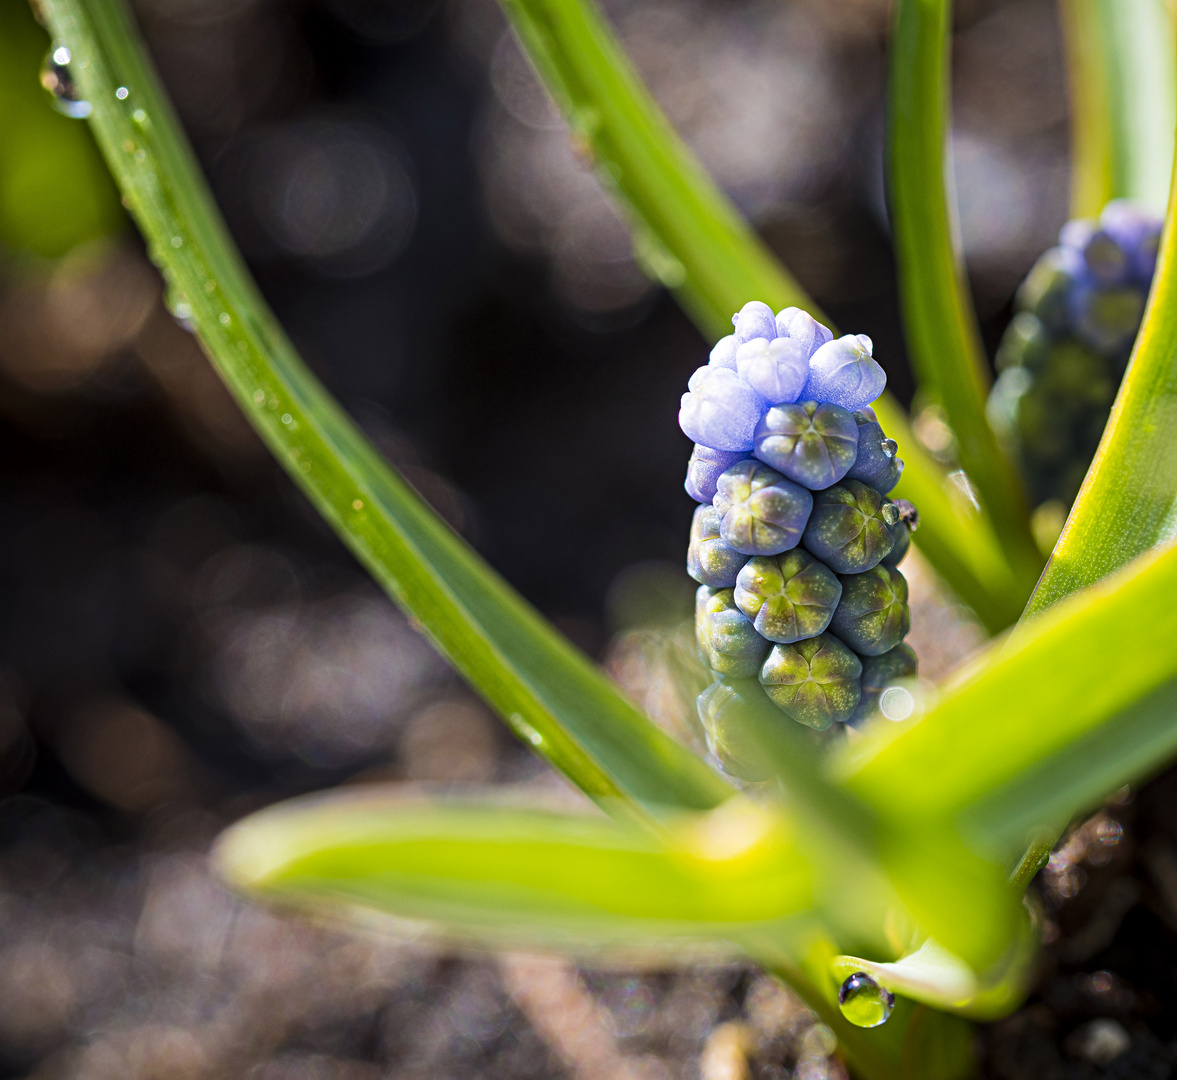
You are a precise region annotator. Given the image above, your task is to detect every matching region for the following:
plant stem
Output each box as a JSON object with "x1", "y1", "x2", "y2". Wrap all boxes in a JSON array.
[
  {"x1": 887, "y1": 0, "x2": 1043, "y2": 597},
  {"x1": 38, "y1": 0, "x2": 732, "y2": 819}
]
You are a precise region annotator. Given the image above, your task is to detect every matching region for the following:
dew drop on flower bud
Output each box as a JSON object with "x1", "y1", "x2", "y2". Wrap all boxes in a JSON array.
[
  {"x1": 39, "y1": 44, "x2": 92, "y2": 118},
  {"x1": 838, "y1": 972, "x2": 894, "y2": 1028}
]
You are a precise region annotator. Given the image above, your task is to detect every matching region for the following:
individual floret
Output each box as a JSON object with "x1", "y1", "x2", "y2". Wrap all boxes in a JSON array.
[
  {"x1": 753, "y1": 401, "x2": 858, "y2": 490},
  {"x1": 696, "y1": 678, "x2": 775, "y2": 782},
  {"x1": 801, "y1": 334, "x2": 887, "y2": 413},
  {"x1": 1059, "y1": 219, "x2": 1131, "y2": 286},
  {"x1": 1100, "y1": 199, "x2": 1162, "y2": 281},
  {"x1": 696, "y1": 587, "x2": 771, "y2": 678},
  {"x1": 776, "y1": 306, "x2": 834, "y2": 356},
  {"x1": 882, "y1": 500, "x2": 918, "y2": 567},
  {"x1": 758, "y1": 633, "x2": 862, "y2": 729},
  {"x1": 1017, "y1": 246, "x2": 1085, "y2": 334},
  {"x1": 733, "y1": 549, "x2": 841, "y2": 643},
  {"x1": 713, "y1": 460, "x2": 813, "y2": 556},
  {"x1": 732, "y1": 300, "x2": 778, "y2": 343},
  {"x1": 735, "y1": 337, "x2": 809, "y2": 405},
  {"x1": 849, "y1": 643, "x2": 918, "y2": 726},
  {"x1": 685, "y1": 445, "x2": 747, "y2": 503},
  {"x1": 687, "y1": 504, "x2": 746, "y2": 588},
  {"x1": 802, "y1": 480, "x2": 898, "y2": 574},
  {"x1": 846, "y1": 410, "x2": 903, "y2": 493},
  {"x1": 829, "y1": 564, "x2": 910, "y2": 656},
  {"x1": 679, "y1": 366, "x2": 762, "y2": 451}
]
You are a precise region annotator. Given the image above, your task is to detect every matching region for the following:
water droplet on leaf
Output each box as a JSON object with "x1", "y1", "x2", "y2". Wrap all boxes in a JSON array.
[
  {"x1": 838, "y1": 972, "x2": 894, "y2": 1028},
  {"x1": 40, "y1": 44, "x2": 92, "y2": 118},
  {"x1": 115, "y1": 86, "x2": 129, "y2": 100}
]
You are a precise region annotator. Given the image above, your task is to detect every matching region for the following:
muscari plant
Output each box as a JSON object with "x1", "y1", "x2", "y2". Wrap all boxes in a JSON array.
[{"x1": 28, "y1": 0, "x2": 1177, "y2": 1075}]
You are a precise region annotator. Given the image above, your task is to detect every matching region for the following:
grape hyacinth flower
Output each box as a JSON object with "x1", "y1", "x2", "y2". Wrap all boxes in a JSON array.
[
  {"x1": 802, "y1": 480, "x2": 898, "y2": 574},
  {"x1": 753, "y1": 401, "x2": 859, "y2": 489},
  {"x1": 713, "y1": 460, "x2": 813, "y2": 556},
  {"x1": 695, "y1": 587, "x2": 771, "y2": 678},
  {"x1": 678, "y1": 301, "x2": 915, "y2": 737},
  {"x1": 759, "y1": 634, "x2": 862, "y2": 729},
  {"x1": 802, "y1": 334, "x2": 887, "y2": 413},
  {"x1": 687, "y1": 504, "x2": 745, "y2": 588},
  {"x1": 989, "y1": 200, "x2": 1161, "y2": 509},
  {"x1": 733, "y1": 550, "x2": 841, "y2": 643}
]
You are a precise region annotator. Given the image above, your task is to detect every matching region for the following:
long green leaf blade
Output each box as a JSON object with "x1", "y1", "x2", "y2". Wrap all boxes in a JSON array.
[
  {"x1": 838, "y1": 540, "x2": 1177, "y2": 855},
  {"x1": 43, "y1": 0, "x2": 731, "y2": 816},
  {"x1": 499, "y1": 0, "x2": 1024, "y2": 633},
  {"x1": 887, "y1": 0, "x2": 1041, "y2": 593},
  {"x1": 1026, "y1": 149, "x2": 1177, "y2": 616}
]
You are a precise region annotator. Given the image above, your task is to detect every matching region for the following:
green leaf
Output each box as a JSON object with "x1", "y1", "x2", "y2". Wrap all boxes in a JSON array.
[
  {"x1": 499, "y1": 0, "x2": 1025, "y2": 633},
  {"x1": 1026, "y1": 149, "x2": 1177, "y2": 616},
  {"x1": 41, "y1": 0, "x2": 730, "y2": 818},
  {"x1": 215, "y1": 790, "x2": 819, "y2": 952},
  {"x1": 886, "y1": 0, "x2": 1041, "y2": 594},
  {"x1": 838, "y1": 540, "x2": 1177, "y2": 858},
  {"x1": 1061, "y1": 0, "x2": 1176, "y2": 218}
]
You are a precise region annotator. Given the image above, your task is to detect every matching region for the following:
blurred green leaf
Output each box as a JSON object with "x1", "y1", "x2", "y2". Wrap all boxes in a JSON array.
[
  {"x1": 1027, "y1": 150, "x2": 1177, "y2": 616},
  {"x1": 216, "y1": 791, "x2": 820, "y2": 952},
  {"x1": 499, "y1": 0, "x2": 1026, "y2": 633},
  {"x1": 1061, "y1": 0, "x2": 1176, "y2": 218},
  {"x1": 0, "y1": 0, "x2": 121, "y2": 258},
  {"x1": 40, "y1": 0, "x2": 731, "y2": 819},
  {"x1": 838, "y1": 540, "x2": 1177, "y2": 858},
  {"x1": 886, "y1": 0, "x2": 1041, "y2": 595}
]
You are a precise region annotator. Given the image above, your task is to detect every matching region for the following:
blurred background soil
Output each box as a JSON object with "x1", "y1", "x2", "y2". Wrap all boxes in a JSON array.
[{"x1": 1, "y1": 0, "x2": 1170, "y2": 1075}]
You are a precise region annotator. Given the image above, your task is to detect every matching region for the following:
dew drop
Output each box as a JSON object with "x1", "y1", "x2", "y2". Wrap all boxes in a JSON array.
[
  {"x1": 165, "y1": 287, "x2": 195, "y2": 332},
  {"x1": 132, "y1": 108, "x2": 147, "y2": 124},
  {"x1": 838, "y1": 972, "x2": 894, "y2": 1028},
  {"x1": 39, "y1": 44, "x2": 92, "y2": 118},
  {"x1": 218, "y1": 312, "x2": 231, "y2": 327},
  {"x1": 170, "y1": 235, "x2": 183, "y2": 248},
  {"x1": 351, "y1": 499, "x2": 364, "y2": 511},
  {"x1": 252, "y1": 389, "x2": 266, "y2": 405},
  {"x1": 280, "y1": 413, "x2": 293, "y2": 425},
  {"x1": 115, "y1": 86, "x2": 129, "y2": 100}
]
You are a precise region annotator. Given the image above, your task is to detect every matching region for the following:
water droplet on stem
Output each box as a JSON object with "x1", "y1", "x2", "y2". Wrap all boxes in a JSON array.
[
  {"x1": 838, "y1": 972, "x2": 894, "y2": 1028},
  {"x1": 39, "y1": 44, "x2": 92, "y2": 118}
]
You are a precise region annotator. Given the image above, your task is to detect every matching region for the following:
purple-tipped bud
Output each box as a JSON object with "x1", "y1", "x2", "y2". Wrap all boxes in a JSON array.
[
  {"x1": 849, "y1": 643, "x2": 918, "y2": 726},
  {"x1": 696, "y1": 678, "x2": 775, "y2": 781},
  {"x1": 846, "y1": 411, "x2": 903, "y2": 493},
  {"x1": 829, "y1": 564, "x2": 910, "y2": 656},
  {"x1": 687, "y1": 504, "x2": 747, "y2": 588},
  {"x1": 696, "y1": 587, "x2": 771, "y2": 678},
  {"x1": 734, "y1": 549, "x2": 841, "y2": 643},
  {"x1": 1017, "y1": 246, "x2": 1085, "y2": 334},
  {"x1": 775, "y1": 307, "x2": 834, "y2": 357},
  {"x1": 709, "y1": 335, "x2": 739, "y2": 370},
  {"x1": 1060, "y1": 219, "x2": 1130, "y2": 286},
  {"x1": 732, "y1": 301, "x2": 778, "y2": 343},
  {"x1": 1100, "y1": 199, "x2": 1163, "y2": 282},
  {"x1": 1067, "y1": 282, "x2": 1146, "y2": 355},
  {"x1": 759, "y1": 634, "x2": 862, "y2": 729},
  {"x1": 735, "y1": 336, "x2": 809, "y2": 405},
  {"x1": 680, "y1": 366, "x2": 763, "y2": 451},
  {"x1": 802, "y1": 480, "x2": 897, "y2": 574},
  {"x1": 685, "y1": 445, "x2": 747, "y2": 503},
  {"x1": 802, "y1": 334, "x2": 887, "y2": 412},
  {"x1": 753, "y1": 400, "x2": 859, "y2": 490},
  {"x1": 713, "y1": 460, "x2": 813, "y2": 556}
]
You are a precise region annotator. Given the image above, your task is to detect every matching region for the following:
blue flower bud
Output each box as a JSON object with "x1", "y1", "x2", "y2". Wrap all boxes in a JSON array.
[
  {"x1": 995, "y1": 312, "x2": 1051, "y2": 373},
  {"x1": 709, "y1": 334, "x2": 739, "y2": 370},
  {"x1": 776, "y1": 307, "x2": 833, "y2": 357},
  {"x1": 696, "y1": 678, "x2": 775, "y2": 782},
  {"x1": 1100, "y1": 199, "x2": 1162, "y2": 282},
  {"x1": 696, "y1": 586, "x2": 771, "y2": 678},
  {"x1": 732, "y1": 300, "x2": 778, "y2": 343},
  {"x1": 845, "y1": 411, "x2": 902, "y2": 493},
  {"x1": 802, "y1": 334, "x2": 887, "y2": 413},
  {"x1": 735, "y1": 336, "x2": 809, "y2": 405},
  {"x1": 759, "y1": 633, "x2": 862, "y2": 729},
  {"x1": 713, "y1": 460, "x2": 813, "y2": 556},
  {"x1": 680, "y1": 366, "x2": 764, "y2": 451},
  {"x1": 687, "y1": 504, "x2": 747, "y2": 587},
  {"x1": 1068, "y1": 282, "x2": 1146, "y2": 355},
  {"x1": 849, "y1": 643, "x2": 918, "y2": 725},
  {"x1": 829, "y1": 564, "x2": 910, "y2": 656},
  {"x1": 686, "y1": 444, "x2": 748, "y2": 503},
  {"x1": 753, "y1": 401, "x2": 858, "y2": 490},
  {"x1": 1060, "y1": 219, "x2": 1130, "y2": 286},
  {"x1": 1016, "y1": 246, "x2": 1084, "y2": 334},
  {"x1": 734, "y1": 549, "x2": 842, "y2": 643},
  {"x1": 802, "y1": 480, "x2": 897, "y2": 574}
]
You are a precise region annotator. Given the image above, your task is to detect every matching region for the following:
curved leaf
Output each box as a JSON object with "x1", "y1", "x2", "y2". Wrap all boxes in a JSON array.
[
  {"x1": 886, "y1": 0, "x2": 1041, "y2": 592},
  {"x1": 41, "y1": 0, "x2": 731, "y2": 817}
]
